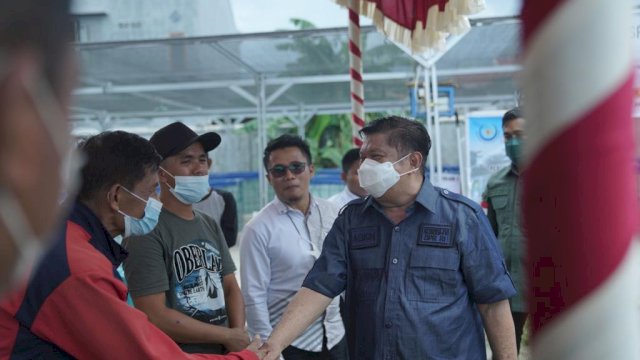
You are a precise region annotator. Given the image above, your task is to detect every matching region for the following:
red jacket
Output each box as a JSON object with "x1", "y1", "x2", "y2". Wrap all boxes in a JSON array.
[{"x1": 0, "y1": 202, "x2": 258, "y2": 360}]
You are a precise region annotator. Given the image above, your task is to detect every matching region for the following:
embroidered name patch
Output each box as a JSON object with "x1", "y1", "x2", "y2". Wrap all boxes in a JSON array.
[
  {"x1": 418, "y1": 224, "x2": 453, "y2": 247},
  {"x1": 350, "y1": 226, "x2": 378, "y2": 249}
]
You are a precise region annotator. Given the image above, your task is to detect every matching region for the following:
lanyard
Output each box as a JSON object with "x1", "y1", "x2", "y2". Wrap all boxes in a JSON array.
[{"x1": 285, "y1": 203, "x2": 325, "y2": 258}]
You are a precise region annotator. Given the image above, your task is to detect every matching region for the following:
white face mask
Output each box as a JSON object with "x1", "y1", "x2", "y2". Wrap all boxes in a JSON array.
[
  {"x1": 160, "y1": 167, "x2": 210, "y2": 205},
  {"x1": 0, "y1": 65, "x2": 83, "y2": 293},
  {"x1": 357, "y1": 153, "x2": 419, "y2": 198}
]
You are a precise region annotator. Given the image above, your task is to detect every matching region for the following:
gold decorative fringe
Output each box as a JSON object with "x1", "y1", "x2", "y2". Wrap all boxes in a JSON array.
[{"x1": 335, "y1": 0, "x2": 485, "y2": 53}]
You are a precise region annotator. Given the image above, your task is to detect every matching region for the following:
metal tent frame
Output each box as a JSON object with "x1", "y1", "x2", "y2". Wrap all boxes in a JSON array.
[{"x1": 72, "y1": 17, "x2": 521, "y2": 205}]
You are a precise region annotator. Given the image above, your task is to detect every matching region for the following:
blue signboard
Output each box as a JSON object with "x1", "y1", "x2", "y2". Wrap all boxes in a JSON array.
[{"x1": 466, "y1": 112, "x2": 510, "y2": 204}]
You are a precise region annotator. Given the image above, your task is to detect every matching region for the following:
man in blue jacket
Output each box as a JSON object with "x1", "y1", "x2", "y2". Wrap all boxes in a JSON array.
[{"x1": 263, "y1": 116, "x2": 518, "y2": 360}]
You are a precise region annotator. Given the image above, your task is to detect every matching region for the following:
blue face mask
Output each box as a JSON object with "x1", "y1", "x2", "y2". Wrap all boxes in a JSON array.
[
  {"x1": 160, "y1": 167, "x2": 210, "y2": 205},
  {"x1": 118, "y1": 187, "x2": 163, "y2": 237}
]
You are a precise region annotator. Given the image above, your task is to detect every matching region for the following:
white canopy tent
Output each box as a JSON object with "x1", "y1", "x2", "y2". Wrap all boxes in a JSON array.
[{"x1": 72, "y1": 17, "x2": 520, "y2": 205}]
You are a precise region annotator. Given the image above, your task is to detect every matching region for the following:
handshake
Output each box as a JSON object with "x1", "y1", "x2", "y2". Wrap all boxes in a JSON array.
[{"x1": 246, "y1": 336, "x2": 282, "y2": 360}]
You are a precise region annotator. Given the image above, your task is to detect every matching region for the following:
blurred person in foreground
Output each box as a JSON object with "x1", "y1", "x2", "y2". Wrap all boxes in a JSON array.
[
  {"x1": 0, "y1": 0, "x2": 79, "y2": 295},
  {"x1": 0, "y1": 131, "x2": 263, "y2": 359}
]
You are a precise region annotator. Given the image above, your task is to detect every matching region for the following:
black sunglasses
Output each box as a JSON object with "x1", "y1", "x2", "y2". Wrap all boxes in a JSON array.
[{"x1": 268, "y1": 162, "x2": 307, "y2": 178}]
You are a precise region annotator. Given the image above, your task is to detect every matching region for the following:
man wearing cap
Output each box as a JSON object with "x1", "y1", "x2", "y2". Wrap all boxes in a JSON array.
[
  {"x1": 123, "y1": 122, "x2": 249, "y2": 355},
  {"x1": 1, "y1": 130, "x2": 262, "y2": 360}
]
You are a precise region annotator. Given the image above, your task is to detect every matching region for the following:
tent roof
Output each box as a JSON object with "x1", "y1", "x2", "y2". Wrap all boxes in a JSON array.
[{"x1": 72, "y1": 18, "x2": 520, "y2": 123}]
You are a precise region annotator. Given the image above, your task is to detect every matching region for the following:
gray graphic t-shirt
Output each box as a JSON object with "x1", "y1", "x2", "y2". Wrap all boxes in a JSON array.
[{"x1": 123, "y1": 209, "x2": 236, "y2": 354}]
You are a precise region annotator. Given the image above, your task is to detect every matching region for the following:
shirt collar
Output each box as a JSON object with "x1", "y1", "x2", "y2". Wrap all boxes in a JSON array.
[
  {"x1": 69, "y1": 201, "x2": 128, "y2": 266},
  {"x1": 273, "y1": 194, "x2": 316, "y2": 216},
  {"x1": 510, "y1": 163, "x2": 521, "y2": 176},
  {"x1": 343, "y1": 187, "x2": 361, "y2": 200},
  {"x1": 414, "y1": 178, "x2": 439, "y2": 213}
]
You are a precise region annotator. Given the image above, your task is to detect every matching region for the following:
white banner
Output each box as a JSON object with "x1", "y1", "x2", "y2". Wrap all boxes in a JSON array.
[{"x1": 465, "y1": 111, "x2": 510, "y2": 204}]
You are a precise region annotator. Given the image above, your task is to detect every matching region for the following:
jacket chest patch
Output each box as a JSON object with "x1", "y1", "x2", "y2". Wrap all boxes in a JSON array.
[{"x1": 418, "y1": 224, "x2": 453, "y2": 247}]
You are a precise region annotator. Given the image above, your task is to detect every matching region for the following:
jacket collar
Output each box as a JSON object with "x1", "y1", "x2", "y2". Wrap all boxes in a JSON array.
[{"x1": 69, "y1": 201, "x2": 128, "y2": 266}]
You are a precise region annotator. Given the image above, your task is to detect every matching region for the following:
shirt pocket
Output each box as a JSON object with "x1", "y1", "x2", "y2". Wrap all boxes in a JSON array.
[
  {"x1": 349, "y1": 246, "x2": 384, "y2": 301},
  {"x1": 490, "y1": 192, "x2": 513, "y2": 238},
  {"x1": 490, "y1": 193, "x2": 509, "y2": 210},
  {"x1": 405, "y1": 247, "x2": 461, "y2": 302}
]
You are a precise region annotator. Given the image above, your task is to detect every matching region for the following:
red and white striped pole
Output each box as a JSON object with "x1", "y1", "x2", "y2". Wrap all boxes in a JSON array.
[
  {"x1": 348, "y1": 0, "x2": 364, "y2": 147},
  {"x1": 522, "y1": 0, "x2": 640, "y2": 358}
]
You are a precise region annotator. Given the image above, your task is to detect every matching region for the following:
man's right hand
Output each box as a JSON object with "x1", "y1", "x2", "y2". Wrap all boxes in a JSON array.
[
  {"x1": 246, "y1": 335, "x2": 267, "y2": 359},
  {"x1": 224, "y1": 327, "x2": 251, "y2": 352},
  {"x1": 259, "y1": 341, "x2": 283, "y2": 360}
]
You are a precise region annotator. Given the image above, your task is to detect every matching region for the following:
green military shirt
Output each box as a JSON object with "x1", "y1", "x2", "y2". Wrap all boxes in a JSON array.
[{"x1": 483, "y1": 164, "x2": 527, "y2": 313}]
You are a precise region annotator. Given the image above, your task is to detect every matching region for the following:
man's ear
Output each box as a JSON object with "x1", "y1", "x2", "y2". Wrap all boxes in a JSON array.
[
  {"x1": 410, "y1": 152, "x2": 423, "y2": 169},
  {"x1": 106, "y1": 184, "x2": 121, "y2": 212},
  {"x1": 158, "y1": 169, "x2": 167, "y2": 183},
  {"x1": 340, "y1": 172, "x2": 347, "y2": 182},
  {"x1": 158, "y1": 164, "x2": 171, "y2": 185},
  {"x1": 308, "y1": 163, "x2": 315, "y2": 177}
]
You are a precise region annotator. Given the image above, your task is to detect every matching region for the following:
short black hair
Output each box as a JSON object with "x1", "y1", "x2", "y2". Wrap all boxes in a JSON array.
[
  {"x1": 359, "y1": 116, "x2": 431, "y2": 169},
  {"x1": 263, "y1": 134, "x2": 312, "y2": 170},
  {"x1": 341, "y1": 148, "x2": 361, "y2": 173},
  {"x1": 0, "y1": 0, "x2": 74, "y2": 97},
  {"x1": 502, "y1": 107, "x2": 522, "y2": 127},
  {"x1": 77, "y1": 131, "x2": 162, "y2": 201}
]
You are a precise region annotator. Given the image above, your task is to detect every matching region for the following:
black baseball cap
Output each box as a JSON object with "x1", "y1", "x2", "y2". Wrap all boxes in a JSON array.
[{"x1": 149, "y1": 122, "x2": 221, "y2": 159}]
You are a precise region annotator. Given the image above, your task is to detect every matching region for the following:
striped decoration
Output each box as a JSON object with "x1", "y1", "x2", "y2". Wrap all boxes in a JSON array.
[
  {"x1": 335, "y1": 0, "x2": 484, "y2": 53},
  {"x1": 348, "y1": 0, "x2": 364, "y2": 147},
  {"x1": 521, "y1": 0, "x2": 640, "y2": 359},
  {"x1": 337, "y1": 0, "x2": 485, "y2": 145}
]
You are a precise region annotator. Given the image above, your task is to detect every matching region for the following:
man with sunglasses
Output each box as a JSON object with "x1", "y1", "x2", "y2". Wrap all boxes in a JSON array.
[
  {"x1": 262, "y1": 117, "x2": 517, "y2": 360},
  {"x1": 0, "y1": 131, "x2": 262, "y2": 359},
  {"x1": 123, "y1": 122, "x2": 248, "y2": 355},
  {"x1": 240, "y1": 134, "x2": 347, "y2": 360}
]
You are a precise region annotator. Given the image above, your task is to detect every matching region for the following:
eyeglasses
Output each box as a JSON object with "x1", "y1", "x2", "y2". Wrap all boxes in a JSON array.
[{"x1": 268, "y1": 162, "x2": 307, "y2": 178}]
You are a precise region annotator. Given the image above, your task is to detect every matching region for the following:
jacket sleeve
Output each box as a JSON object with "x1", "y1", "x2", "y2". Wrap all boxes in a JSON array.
[
  {"x1": 29, "y1": 271, "x2": 257, "y2": 360},
  {"x1": 486, "y1": 200, "x2": 499, "y2": 236}
]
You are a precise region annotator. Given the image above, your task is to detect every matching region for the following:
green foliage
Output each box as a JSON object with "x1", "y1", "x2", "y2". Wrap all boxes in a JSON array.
[
  {"x1": 290, "y1": 18, "x2": 316, "y2": 30},
  {"x1": 238, "y1": 112, "x2": 399, "y2": 169},
  {"x1": 236, "y1": 18, "x2": 409, "y2": 168},
  {"x1": 306, "y1": 114, "x2": 348, "y2": 168}
]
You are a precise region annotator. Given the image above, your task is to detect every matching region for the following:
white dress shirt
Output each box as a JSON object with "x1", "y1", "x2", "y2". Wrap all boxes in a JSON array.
[
  {"x1": 240, "y1": 195, "x2": 345, "y2": 352},
  {"x1": 328, "y1": 186, "x2": 361, "y2": 208}
]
